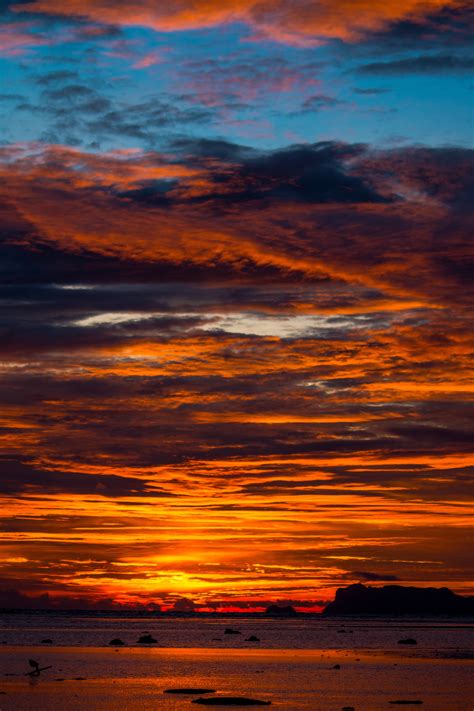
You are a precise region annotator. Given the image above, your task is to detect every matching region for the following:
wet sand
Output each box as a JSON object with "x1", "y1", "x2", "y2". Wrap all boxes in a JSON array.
[{"x1": 0, "y1": 646, "x2": 473, "y2": 710}]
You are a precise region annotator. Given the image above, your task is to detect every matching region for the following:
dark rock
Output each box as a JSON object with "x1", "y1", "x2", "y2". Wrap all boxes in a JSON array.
[
  {"x1": 165, "y1": 689, "x2": 216, "y2": 694},
  {"x1": 342, "y1": 707, "x2": 355, "y2": 710},
  {"x1": 41, "y1": 639, "x2": 53, "y2": 644},
  {"x1": 109, "y1": 638, "x2": 125, "y2": 646},
  {"x1": 137, "y1": 634, "x2": 157, "y2": 644},
  {"x1": 265, "y1": 604, "x2": 297, "y2": 616},
  {"x1": 398, "y1": 638, "x2": 417, "y2": 645},
  {"x1": 323, "y1": 583, "x2": 474, "y2": 616},
  {"x1": 224, "y1": 628, "x2": 241, "y2": 635},
  {"x1": 245, "y1": 636, "x2": 260, "y2": 642},
  {"x1": 389, "y1": 702, "x2": 423, "y2": 705},
  {"x1": 333, "y1": 664, "x2": 341, "y2": 669},
  {"x1": 192, "y1": 698, "x2": 271, "y2": 706}
]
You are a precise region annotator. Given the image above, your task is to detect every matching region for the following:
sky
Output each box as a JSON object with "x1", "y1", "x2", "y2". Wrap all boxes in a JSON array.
[{"x1": 0, "y1": 0, "x2": 473, "y2": 612}]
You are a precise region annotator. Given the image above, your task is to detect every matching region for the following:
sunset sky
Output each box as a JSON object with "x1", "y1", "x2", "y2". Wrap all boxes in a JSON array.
[{"x1": 0, "y1": 0, "x2": 473, "y2": 611}]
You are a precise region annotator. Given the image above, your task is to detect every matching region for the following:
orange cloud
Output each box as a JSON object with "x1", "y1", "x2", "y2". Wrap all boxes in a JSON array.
[
  {"x1": 14, "y1": 0, "x2": 466, "y2": 44},
  {"x1": 0, "y1": 137, "x2": 472, "y2": 606}
]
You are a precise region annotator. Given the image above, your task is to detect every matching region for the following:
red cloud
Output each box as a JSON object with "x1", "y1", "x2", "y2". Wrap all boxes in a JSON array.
[
  {"x1": 1, "y1": 141, "x2": 472, "y2": 307},
  {"x1": 0, "y1": 21, "x2": 49, "y2": 56},
  {"x1": 14, "y1": 0, "x2": 467, "y2": 44}
]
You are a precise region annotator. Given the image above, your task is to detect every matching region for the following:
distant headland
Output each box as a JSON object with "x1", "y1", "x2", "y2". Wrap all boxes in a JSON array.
[
  {"x1": 1, "y1": 584, "x2": 474, "y2": 615},
  {"x1": 322, "y1": 583, "x2": 474, "y2": 616}
]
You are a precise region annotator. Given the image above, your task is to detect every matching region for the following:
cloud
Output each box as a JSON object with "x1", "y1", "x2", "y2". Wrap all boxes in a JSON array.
[
  {"x1": 0, "y1": 457, "x2": 177, "y2": 497},
  {"x1": 19, "y1": 76, "x2": 212, "y2": 148},
  {"x1": 347, "y1": 570, "x2": 400, "y2": 581},
  {"x1": 0, "y1": 138, "x2": 472, "y2": 604},
  {"x1": 0, "y1": 587, "x2": 159, "y2": 609},
  {"x1": 298, "y1": 94, "x2": 349, "y2": 112},
  {"x1": 171, "y1": 596, "x2": 197, "y2": 611},
  {"x1": 12, "y1": 0, "x2": 472, "y2": 45},
  {"x1": 0, "y1": 20, "x2": 48, "y2": 55},
  {"x1": 0, "y1": 140, "x2": 472, "y2": 306},
  {"x1": 358, "y1": 53, "x2": 474, "y2": 74}
]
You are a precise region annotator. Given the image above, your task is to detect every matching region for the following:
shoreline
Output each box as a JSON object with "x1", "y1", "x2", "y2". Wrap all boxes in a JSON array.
[{"x1": 1, "y1": 645, "x2": 473, "y2": 710}]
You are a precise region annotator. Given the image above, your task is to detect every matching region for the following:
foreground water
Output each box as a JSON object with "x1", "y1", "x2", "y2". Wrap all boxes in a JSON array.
[{"x1": 0, "y1": 614, "x2": 472, "y2": 710}]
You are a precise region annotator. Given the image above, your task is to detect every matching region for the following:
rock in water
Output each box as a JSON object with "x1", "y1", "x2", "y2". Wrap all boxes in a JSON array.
[
  {"x1": 245, "y1": 636, "x2": 260, "y2": 642},
  {"x1": 398, "y1": 638, "x2": 417, "y2": 645},
  {"x1": 224, "y1": 628, "x2": 241, "y2": 635},
  {"x1": 192, "y1": 698, "x2": 271, "y2": 706},
  {"x1": 137, "y1": 634, "x2": 157, "y2": 644},
  {"x1": 109, "y1": 638, "x2": 125, "y2": 646},
  {"x1": 389, "y1": 702, "x2": 423, "y2": 705}
]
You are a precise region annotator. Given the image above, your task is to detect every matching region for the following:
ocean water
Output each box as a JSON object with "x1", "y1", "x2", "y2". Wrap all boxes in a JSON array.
[
  {"x1": 0, "y1": 615, "x2": 473, "y2": 710},
  {"x1": 0, "y1": 612, "x2": 473, "y2": 652}
]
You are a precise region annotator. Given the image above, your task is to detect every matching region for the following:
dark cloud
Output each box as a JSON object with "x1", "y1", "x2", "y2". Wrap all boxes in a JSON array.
[
  {"x1": 0, "y1": 457, "x2": 175, "y2": 497},
  {"x1": 298, "y1": 94, "x2": 348, "y2": 112},
  {"x1": 346, "y1": 571, "x2": 400, "y2": 581},
  {"x1": 35, "y1": 69, "x2": 80, "y2": 85},
  {"x1": 358, "y1": 54, "x2": 474, "y2": 75},
  {"x1": 19, "y1": 77, "x2": 213, "y2": 148},
  {"x1": 0, "y1": 587, "x2": 152, "y2": 609},
  {"x1": 353, "y1": 88, "x2": 389, "y2": 95}
]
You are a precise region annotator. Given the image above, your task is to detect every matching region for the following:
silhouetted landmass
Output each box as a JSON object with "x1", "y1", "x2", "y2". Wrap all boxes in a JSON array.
[
  {"x1": 265, "y1": 605, "x2": 297, "y2": 616},
  {"x1": 323, "y1": 584, "x2": 474, "y2": 616}
]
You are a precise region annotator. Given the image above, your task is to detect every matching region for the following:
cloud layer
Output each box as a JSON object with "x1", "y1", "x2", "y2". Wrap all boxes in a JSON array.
[
  {"x1": 13, "y1": 0, "x2": 473, "y2": 44},
  {"x1": 0, "y1": 137, "x2": 472, "y2": 608},
  {"x1": 0, "y1": 0, "x2": 472, "y2": 611}
]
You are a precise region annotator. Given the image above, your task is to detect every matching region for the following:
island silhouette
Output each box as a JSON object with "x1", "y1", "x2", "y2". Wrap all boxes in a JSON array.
[{"x1": 322, "y1": 583, "x2": 474, "y2": 616}]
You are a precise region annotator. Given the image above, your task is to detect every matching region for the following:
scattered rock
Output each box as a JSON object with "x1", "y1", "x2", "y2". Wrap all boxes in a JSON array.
[
  {"x1": 137, "y1": 634, "x2": 157, "y2": 644},
  {"x1": 109, "y1": 638, "x2": 125, "y2": 646},
  {"x1": 55, "y1": 678, "x2": 65, "y2": 682},
  {"x1": 398, "y1": 639, "x2": 417, "y2": 645},
  {"x1": 192, "y1": 698, "x2": 271, "y2": 706},
  {"x1": 73, "y1": 677, "x2": 86, "y2": 681},
  {"x1": 333, "y1": 664, "x2": 341, "y2": 669},
  {"x1": 342, "y1": 707, "x2": 355, "y2": 710},
  {"x1": 389, "y1": 702, "x2": 423, "y2": 706},
  {"x1": 41, "y1": 639, "x2": 53, "y2": 644},
  {"x1": 245, "y1": 636, "x2": 260, "y2": 642},
  {"x1": 164, "y1": 689, "x2": 216, "y2": 694},
  {"x1": 224, "y1": 628, "x2": 241, "y2": 635}
]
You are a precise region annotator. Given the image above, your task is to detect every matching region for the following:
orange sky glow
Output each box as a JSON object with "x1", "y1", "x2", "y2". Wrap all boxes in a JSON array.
[{"x1": 0, "y1": 0, "x2": 472, "y2": 612}]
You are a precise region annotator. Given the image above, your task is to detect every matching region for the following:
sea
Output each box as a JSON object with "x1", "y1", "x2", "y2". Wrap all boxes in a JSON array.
[{"x1": 0, "y1": 613, "x2": 472, "y2": 710}]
